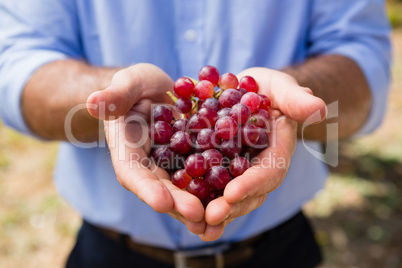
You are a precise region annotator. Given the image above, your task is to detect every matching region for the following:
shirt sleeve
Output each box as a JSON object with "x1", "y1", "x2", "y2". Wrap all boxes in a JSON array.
[
  {"x1": 308, "y1": 0, "x2": 392, "y2": 135},
  {"x1": 0, "y1": 0, "x2": 81, "y2": 135}
]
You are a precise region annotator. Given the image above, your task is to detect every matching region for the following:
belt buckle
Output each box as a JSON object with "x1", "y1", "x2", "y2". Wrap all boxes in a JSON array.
[{"x1": 174, "y1": 243, "x2": 229, "y2": 268}]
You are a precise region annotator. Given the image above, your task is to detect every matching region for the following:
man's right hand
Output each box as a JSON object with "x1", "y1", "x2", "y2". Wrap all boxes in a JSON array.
[{"x1": 87, "y1": 63, "x2": 207, "y2": 235}]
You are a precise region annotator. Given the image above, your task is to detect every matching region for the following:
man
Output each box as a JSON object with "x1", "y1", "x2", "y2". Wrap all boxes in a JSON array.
[{"x1": 0, "y1": 1, "x2": 391, "y2": 267}]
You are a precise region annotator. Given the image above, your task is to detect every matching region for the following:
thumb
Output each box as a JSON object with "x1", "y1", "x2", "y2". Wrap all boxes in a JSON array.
[
  {"x1": 237, "y1": 67, "x2": 327, "y2": 124},
  {"x1": 272, "y1": 85, "x2": 327, "y2": 124},
  {"x1": 87, "y1": 69, "x2": 142, "y2": 120}
]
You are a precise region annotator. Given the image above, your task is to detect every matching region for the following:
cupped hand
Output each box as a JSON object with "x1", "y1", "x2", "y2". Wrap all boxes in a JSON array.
[
  {"x1": 199, "y1": 67, "x2": 327, "y2": 241},
  {"x1": 86, "y1": 63, "x2": 207, "y2": 234}
]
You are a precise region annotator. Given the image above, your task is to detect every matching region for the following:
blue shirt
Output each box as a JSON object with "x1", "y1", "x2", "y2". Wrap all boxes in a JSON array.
[{"x1": 0, "y1": 0, "x2": 391, "y2": 249}]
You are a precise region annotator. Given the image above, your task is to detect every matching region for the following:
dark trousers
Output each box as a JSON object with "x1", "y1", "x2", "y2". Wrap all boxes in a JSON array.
[{"x1": 66, "y1": 211, "x2": 322, "y2": 268}]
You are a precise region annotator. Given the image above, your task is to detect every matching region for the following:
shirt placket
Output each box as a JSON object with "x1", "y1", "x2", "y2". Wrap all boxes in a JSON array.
[
  {"x1": 174, "y1": 0, "x2": 207, "y2": 248},
  {"x1": 175, "y1": 0, "x2": 205, "y2": 79}
]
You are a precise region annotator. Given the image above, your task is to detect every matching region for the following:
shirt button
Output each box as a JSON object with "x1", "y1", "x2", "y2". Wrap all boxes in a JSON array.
[{"x1": 184, "y1": 29, "x2": 197, "y2": 42}]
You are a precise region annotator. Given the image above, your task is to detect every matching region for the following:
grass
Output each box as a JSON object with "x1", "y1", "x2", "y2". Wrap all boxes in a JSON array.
[{"x1": 0, "y1": 124, "x2": 80, "y2": 268}]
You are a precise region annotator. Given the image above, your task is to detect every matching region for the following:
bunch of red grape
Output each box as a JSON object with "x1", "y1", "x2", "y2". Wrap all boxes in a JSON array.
[{"x1": 150, "y1": 65, "x2": 271, "y2": 207}]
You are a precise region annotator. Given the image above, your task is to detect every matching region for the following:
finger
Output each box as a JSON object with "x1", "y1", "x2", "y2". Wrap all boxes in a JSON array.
[
  {"x1": 87, "y1": 63, "x2": 174, "y2": 120},
  {"x1": 269, "y1": 108, "x2": 283, "y2": 119},
  {"x1": 116, "y1": 160, "x2": 175, "y2": 213},
  {"x1": 198, "y1": 223, "x2": 225, "y2": 242},
  {"x1": 87, "y1": 68, "x2": 142, "y2": 119},
  {"x1": 238, "y1": 68, "x2": 327, "y2": 123},
  {"x1": 198, "y1": 219, "x2": 235, "y2": 241},
  {"x1": 104, "y1": 119, "x2": 174, "y2": 213},
  {"x1": 270, "y1": 80, "x2": 326, "y2": 124},
  {"x1": 162, "y1": 180, "x2": 205, "y2": 223},
  {"x1": 224, "y1": 116, "x2": 297, "y2": 203},
  {"x1": 205, "y1": 194, "x2": 268, "y2": 226},
  {"x1": 168, "y1": 213, "x2": 206, "y2": 235}
]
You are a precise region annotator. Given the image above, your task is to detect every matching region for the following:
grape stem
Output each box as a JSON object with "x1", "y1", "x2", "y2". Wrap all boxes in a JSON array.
[
  {"x1": 166, "y1": 91, "x2": 178, "y2": 103},
  {"x1": 214, "y1": 89, "x2": 223, "y2": 99},
  {"x1": 249, "y1": 117, "x2": 257, "y2": 123},
  {"x1": 187, "y1": 77, "x2": 198, "y2": 85},
  {"x1": 190, "y1": 100, "x2": 199, "y2": 114}
]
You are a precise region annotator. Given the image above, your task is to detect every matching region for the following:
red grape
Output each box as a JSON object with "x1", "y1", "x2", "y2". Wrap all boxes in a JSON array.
[
  {"x1": 153, "y1": 105, "x2": 173, "y2": 123},
  {"x1": 172, "y1": 119, "x2": 188, "y2": 133},
  {"x1": 187, "y1": 178, "x2": 209, "y2": 200},
  {"x1": 229, "y1": 157, "x2": 251, "y2": 178},
  {"x1": 190, "y1": 132, "x2": 199, "y2": 144},
  {"x1": 152, "y1": 146, "x2": 174, "y2": 169},
  {"x1": 243, "y1": 128, "x2": 269, "y2": 159},
  {"x1": 253, "y1": 128, "x2": 269, "y2": 149},
  {"x1": 188, "y1": 114, "x2": 208, "y2": 132},
  {"x1": 205, "y1": 166, "x2": 231, "y2": 190},
  {"x1": 240, "y1": 123, "x2": 260, "y2": 146},
  {"x1": 201, "y1": 189, "x2": 220, "y2": 208},
  {"x1": 175, "y1": 98, "x2": 192, "y2": 114},
  {"x1": 230, "y1": 103, "x2": 251, "y2": 125},
  {"x1": 198, "y1": 107, "x2": 218, "y2": 127},
  {"x1": 194, "y1": 80, "x2": 215, "y2": 100},
  {"x1": 214, "y1": 116, "x2": 238, "y2": 140},
  {"x1": 198, "y1": 65, "x2": 220, "y2": 86},
  {"x1": 197, "y1": 129, "x2": 221, "y2": 150},
  {"x1": 251, "y1": 109, "x2": 270, "y2": 129},
  {"x1": 201, "y1": 149, "x2": 223, "y2": 169},
  {"x1": 219, "y1": 88, "x2": 242, "y2": 108},
  {"x1": 238, "y1": 88, "x2": 248, "y2": 96},
  {"x1": 240, "y1": 92, "x2": 261, "y2": 113},
  {"x1": 174, "y1": 77, "x2": 194, "y2": 98},
  {"x1": 217, "y1": 108, "x2": 231, "y2": 118},
  {"x1": 220, "y1": 136, "x2": 242, "y2": 159},
  {"x1": 200, "y1": 98, "x2": 221, "y2": 112},
  {"x1": 219, "y1": 73, "x2": 239, "y2": 90},
  {"x1": 150, "y1": 121, "x2": 173, "y2": 144},
  {"x1": 239, "y1": 76, "x2": 259, "y2": 93},
  {"x1": 170, "y1": 131, "x2": 192, "y2": 155},
  {"x1": 172, "y1": 169, "x2": 192, "y2": 189},
  {"x1": 185, "y1": 154, "x2": 207, "y2": 177},
  {"x1": 259, "y1": 94, "x2": 271, "y2": 111}
]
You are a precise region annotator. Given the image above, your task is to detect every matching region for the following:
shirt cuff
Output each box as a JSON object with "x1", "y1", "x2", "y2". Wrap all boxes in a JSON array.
[{"x1": 0, "y1": 50, "x2": 68, "y2": 136}]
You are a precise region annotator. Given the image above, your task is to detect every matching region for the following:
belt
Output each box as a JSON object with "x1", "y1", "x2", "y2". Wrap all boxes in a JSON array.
[
  {"x1": 96, "y1": 226, "x2": 262, "y2": 268},
  {"x1": 93, "y1": 211, "x2": 302, "y2": 268}
]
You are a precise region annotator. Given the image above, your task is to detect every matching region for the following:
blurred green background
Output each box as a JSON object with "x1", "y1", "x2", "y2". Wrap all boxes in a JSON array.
[{"x1": 1, "y1": 2, "x2": 402, "y2": 267}]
